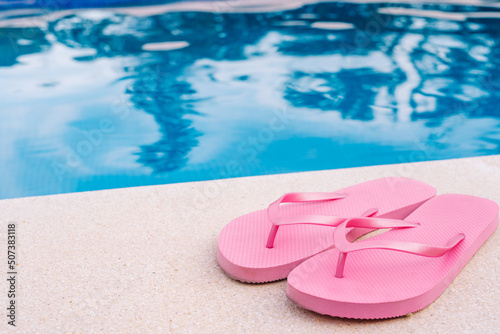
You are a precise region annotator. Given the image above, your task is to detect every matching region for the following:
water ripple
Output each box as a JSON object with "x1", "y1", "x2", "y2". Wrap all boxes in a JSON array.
[{"x1": 0, "y1": 1, "x2": 499, "y2": 199}]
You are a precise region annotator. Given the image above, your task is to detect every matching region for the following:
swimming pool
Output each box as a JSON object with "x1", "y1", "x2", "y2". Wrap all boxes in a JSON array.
[{"x1": 1, "y1": 1, "x2": 499, "y2": 200}]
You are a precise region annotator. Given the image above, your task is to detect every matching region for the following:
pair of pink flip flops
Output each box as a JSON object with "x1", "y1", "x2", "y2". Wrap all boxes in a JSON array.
[{"x1": 217, "y1": 177, "x2": 499, "y2": 319}]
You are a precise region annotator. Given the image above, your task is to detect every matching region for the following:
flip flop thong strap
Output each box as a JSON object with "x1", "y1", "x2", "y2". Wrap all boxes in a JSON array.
[
  {"x1": 333, "y1": 217, "x2": 465, "y2": 278},
  {"x1": 267, "y1": 192, "x2": 348, "y2": 226},
  {"x1": 266, "y1": 192, "x2": 377, "y2": 248}
]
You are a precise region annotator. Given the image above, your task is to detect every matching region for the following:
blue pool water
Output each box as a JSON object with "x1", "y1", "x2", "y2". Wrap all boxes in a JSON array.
[{"x1": 1, "y1": 1, "x2": 500, "y2": 200}]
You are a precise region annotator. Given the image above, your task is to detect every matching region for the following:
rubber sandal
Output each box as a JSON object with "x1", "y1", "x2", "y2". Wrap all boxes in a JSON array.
[
  {"x1": 217, "y1": 177, "x2": 436, "y2": 283},
  {"x1": 286, "y1": 194, "x2": 499, "y2": 319}
]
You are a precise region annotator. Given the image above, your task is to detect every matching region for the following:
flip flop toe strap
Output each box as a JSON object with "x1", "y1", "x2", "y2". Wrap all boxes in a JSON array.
[
  {"x1": 333, "y1": 217, "x2": 465, "y2": 278},
  {"x1": 265, "y1": 192, "x2": 378, "y2": 248},
  {"x1": 266, "y1": 192, "x2": 350, "y2": 248}
]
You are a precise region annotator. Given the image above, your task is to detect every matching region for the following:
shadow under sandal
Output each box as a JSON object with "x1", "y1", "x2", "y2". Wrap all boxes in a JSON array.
[
  {"x1": 217, "y1": 177, "x2": 436, "y2": 283},
  {"x1": 286, "y1": 194, "x2": 499, "y2": 319}
]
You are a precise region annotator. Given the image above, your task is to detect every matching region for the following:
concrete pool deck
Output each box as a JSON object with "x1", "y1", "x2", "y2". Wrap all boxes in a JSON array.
[{"x1": 0, "y1": 155, "x2": 499, "y2": 332}]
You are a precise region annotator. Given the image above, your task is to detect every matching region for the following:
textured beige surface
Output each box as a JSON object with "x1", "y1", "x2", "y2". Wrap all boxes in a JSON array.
[{"x1": 0, "y1": 155, "x2": 499, "y2": 333}]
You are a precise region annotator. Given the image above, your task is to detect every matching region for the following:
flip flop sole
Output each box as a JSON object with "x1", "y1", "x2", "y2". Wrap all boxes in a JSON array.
[
  {"x1": 217, "y1": 177, "x2": 436, "y2": 283},
  {"x1": 287, "y1": 194, "x2": 499, "y2": 319}
]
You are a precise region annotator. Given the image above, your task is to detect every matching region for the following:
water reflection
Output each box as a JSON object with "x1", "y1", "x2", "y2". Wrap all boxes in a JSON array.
[
  {"x1": 1, "y1": 1, "x2": 500, "y2": 198},
  {"x1": 130, "y1": 62, "x2": 200, "y2": 173},
  {"x1": 0, "y1": 27, "x2": 49, "y2": 66}
]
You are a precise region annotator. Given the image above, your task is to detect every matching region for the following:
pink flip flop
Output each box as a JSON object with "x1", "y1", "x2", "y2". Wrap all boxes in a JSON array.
[
  {"x1": 217, "y1": 177, "x2": 436, "y2": 283},
  {"x1": 286, "y1": 194, "x2": 499, "y2": 319}
]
